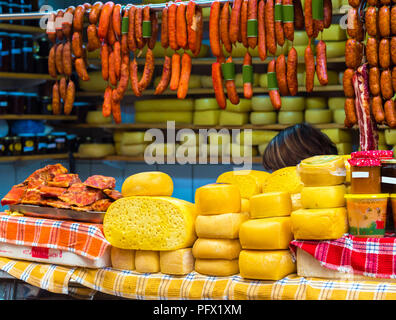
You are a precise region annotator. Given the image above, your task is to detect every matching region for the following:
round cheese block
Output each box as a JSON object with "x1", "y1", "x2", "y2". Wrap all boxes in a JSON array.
[
  {"x1": 305, "y1": 109, "x2": 333, "y2": 124},
  {"x1": 200, "y1": 75, "x2": 213, "y2": 88},
  {"x1": 301, "y1": 185, "x2": 346, "y2": 209},
  {"x1": 305, "y1": 97, "x2": 327, "y2": 109},
  {"x1": 86, "y1": 111, "x2": 113, "y2": 124},
  {"x1": 251, "y1": 95, "x2": 273, "y2": 111},
  {"x1": 278, "y1": 111, "x2": 304, "y2": 125},
  {"x1": 122, "y1": 171, "x2": 174, "y2": 197},
  {"x1": 225, "y1": 99, "x2": 252, "y2": 113},
  {"x1": 194, "y1": 98, "x2": 219, "y2": 111},
  {"x1": 236, "y1": 130, "x2": 278, "y2": 145},
  {"x1": 78, "y1": 143, "x2": 115, "y2": 158},
  {"x1": 328, "y1": 97, "x2": 346, "y2": 110},
  {"x1": 119, "y1": 144, "x2": 147, "y2": 156},
  {"x1": 293, "y1": 31, "x2": 310, "y2": 46},
  {"x1": 250, "y1": 192, "x2": 292, "y2": 218},
  {"x1": 333, "y1": 109, "x2": 346, "y2": 124},
  {"x1": 280, "y1": 97, "x2": 306, "y2": 111}
]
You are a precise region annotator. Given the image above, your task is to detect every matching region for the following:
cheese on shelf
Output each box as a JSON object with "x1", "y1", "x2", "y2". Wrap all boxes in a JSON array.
[
  {"x1": 134, "y1": 99, "x2": 194, "y2": 112},
  {"x1": 328, "y1": 97, "x2": 346, "y2": 110},
  {"x1": 305, "y1": 97, "x2": 327, "y2": 109},
  {"x1": 293, "y1": 31, "x2": 309, "y2": 45},
  {"x1": 301, "y1": 185, "x2": 346, "y2": 209},
  {"x1": 195, "y1": 259, "x2": 239, "y2": 276},
  {"x1": 135, "y1": 111, "x2": 193, "y2": 124},
  {"x1": 219, "y1": 111, "x2": 249, "y2": 126},
  {"x1": 321, "y1": 128, "x2": 352, "y2": 143},
  {"x1": 250, "y1": 192, "x2": 292, "y2": 218},
  {"x1": 192, "y1": 238, "x2": 241, "y2": 260},
  {"x1": 305, "y1": 109, "x2": 333, "y2": 124},
  {"x1": 291, "y1": 193, "x2": 302, "y2": 211},
  {"x1": 208, "y1": 132, "x2": 231, "y2": 145},
  {"x1": 278, "y1": 111, "x2": 304, "y2": 125},
  {"x1": 121, "y1": 131, "x2": 152, "y2": 145},
  {"x1": 333, "y1": 109, "x2": 346, "y2": 124},
  {"x1": 239, "y1": 217, "x2": 293, "y2": 250},
  {"x1": 178, "y1": 132, "x2": 204, "y2": 146},
  {"x1": 135, "y1": 250, "x2": 160, "y2": 273},
  {"x1": 111, "y1": 247, "x2": 135, "y2": 271},
  {"x1": 225, "y1": 99, "x2": 252, "y2": 113},
  {"x1": 258, "y1": 143, "x2": 268, "y2": 155},
  {"x1": 279, "y1": 97, "x2": 306, "y2": 111},
  {"x1": 193, "y1": 110, "x2": 220, "y2": 125},
  {"x1": 86, "y1": 111, "x2": 113, "y2": 124},
  {"x1": 194, "y1": 98, "x2": 219, "y2": 111},
  {"x1": 249, "y1": 112, "x2": 278, "y2": 125},
  {"x1": 121, "y1": 171, "x2": 174, "y2": 197},
  {"x1": 324, "y1": 41, "x2": 346, "y2": 58},
  {"x1": 241, "y1": 198, "x2": 250, "y2": 213},
  {"x1": 385, "y1": 129, "x2": 396, "y2": 145},
  {"x1": 236, "y1": 130, "x2": 278, "y2": 145},
  {"x1": 226, "y1": 143, "x2": 258, "y2": 157},
  {"x1": 145, "y1": 143, "x2": 177, "y2": 157},
  {"x1": 78, "y1": 144, "x2": 115, "y2": 158},
  {"x1": 322, "y1": 24, "x2": 347, "y2": 41},
  {"x1": 291, "y1": 207, "x2": 348, "y2": 240},
  {"x1": 159, "y1": 248, "x2": 194, "y2": 275},
  {"x1": 262, "y1": 166, "x2": 304, "y2": 194},
  {"x1": 251, "y1": 96, "x2": 273, "y2": 111},
  {"x1": 195, "y1": 183, "x2": 241, "y2": 215},
  {"x1": 336, "y1": 143, "x2": 353, "y2": 155},
  {"x1": 239, "y1": 250, "x2": 296, "y2": 280},
  {"x1": 103, "y1": 196, "x2": 196, "y2": 250},
  {"x1": 119, "y1": 144, "x2": 147, "y2": 156},
  {"x1": 297, "y1": 155, "x2": 346, "y2": 186},
  {"x1": 195, "y1": 213, "x2": 249, "y2": 239}
]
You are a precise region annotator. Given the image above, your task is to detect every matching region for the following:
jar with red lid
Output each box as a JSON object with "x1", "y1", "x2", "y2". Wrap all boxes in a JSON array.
[{"x1": 349, "y1": 151, "x2": 382, "y2": 194}]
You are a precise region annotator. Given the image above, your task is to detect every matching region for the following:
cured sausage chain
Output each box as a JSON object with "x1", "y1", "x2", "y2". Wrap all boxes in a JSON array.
[{"x1": 47, "y1": 0, "x2": 333, "y2": 122}]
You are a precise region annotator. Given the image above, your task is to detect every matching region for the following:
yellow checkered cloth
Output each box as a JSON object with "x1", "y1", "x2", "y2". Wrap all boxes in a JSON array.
[{"x1": 3, "y1": 258, "x2": 396, "y2": 300}]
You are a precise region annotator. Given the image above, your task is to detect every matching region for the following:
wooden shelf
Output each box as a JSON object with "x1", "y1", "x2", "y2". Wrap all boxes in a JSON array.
[
  {"x1": 0, "y1": 115, "x2": 78, "y2": 121},
  {"x1": 0, "y1": 153, "x2": 69, "y2": 162},
  {"x1": 0, "y1": 23, "x2": 44, "y2": 35}
]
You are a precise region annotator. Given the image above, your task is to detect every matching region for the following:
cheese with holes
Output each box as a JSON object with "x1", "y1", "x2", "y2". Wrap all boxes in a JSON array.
[
  {"x1": 250, "y1": 192, "x2": 292, "y2": 218},
  {"x1": 321, "y1": 128, "x2": 352, "y2": 143},
  {"x1": 306, "y1": 97, "x2": 327, "y2": 109},
  {"x1": 103, "y1": 196, "x2": 196, "y2": 250},
  {"x1": 251, "y1": 96, "x2": 273, "y2": 111},
  {"x1": 134, "y1": 99, "x2": 194, "y2": 112},
  {"x1": 291, "y1": 207, "x2": 348, "y2": 240},
  {"x1": 278, "y1": 111, "x2": 304, "y2": 124},
  {"x1": 135, "y1": 112, "x2": 193, "y2": 124},
  {"x1": 236, "y1": 130, "x2": 278, "y2": 145},
  {"x1": 135, "y1": 250, "x2": 160, "y2": 273},
  {"x1": 249, "y1": 112, "x2": 278, "y2": 125},
  {"x1": 225, "y1": 99, "x2": 252, "y2": 113},
  {"x1": 159, "y1": 248, "x2": 194, "y2": 275},
  {"x1": 301, "y1": 185, "x2": 346, "y2": 209},
  {"x1": 193, "y1": 110, "x2": 220, "y2": 125},
  {"x1": 239, "y1": 217, "x2": 293, "y2": 250},
  {"x1": 262, "y1": 167, "x2": 304, "y2": 194},
  {"x1": 111, "y1": 247, "x2": 135, "y2": 270},
  {"x1": 297, "y1": 155, "x2": 346, "y2": 186},
  {"x1": 305, "y1": 109, "x2": 333, "y2": 124},
  {"x1": 195, "y1": 183, "x2": 241, "y2": 215},
  {"x1": 216, "y1": 170, "x2": 270, "y2": 199},
  {"x1": 192, "y1": 238, "x2": 241, "y2": 260},
  {"x1": 195, "y1": 259, "x2": 239, "y2": 276},
  {"x1": 219, "y1": 111, "x2": 249, "y2": 126},
  {"x1": 122, "y1": 172, "x2": 174, "y2": 197},
  {"x1": 195, "y1": 213, "x2": 249, "y2": 239},
  {"x1": 239, "y1": 250, "x2": 296, "y2": 280},
  {"x1": 241, "y1": 198, "x2": 250, "y2": 213}
]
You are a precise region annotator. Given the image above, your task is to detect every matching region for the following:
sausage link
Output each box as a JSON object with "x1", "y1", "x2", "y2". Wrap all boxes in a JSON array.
[
  {"x1": 344, "y1": 98, "x2": 357, "y2": 127},
  {"x1": 212, "y1": 62, "x2": 227, "y2": 109},
  {"x1": 148, "y1": 12, "x2": 159, "y2": 50},
  {"x1": 257, "y1": 0, "x2": 267, "y2": 61},
  {"x1": 385, "y1": 99, "x2": 396, "y2": 128},
  {"x1": 55, "y1": 10, "x2": 64, "y2": 41},
  {"x1": 108, "y1": 51, "x2": 117, "y2": 86},
  {"x1": 379, "y1": 5, "x2": 391, "y2": 37},
  {"x1": 229, "y1": 0, "x2": 243, "y2": 44},
  {"x1": 64, "y1": 80, "x2": 75, "y2": 115},
  {"x1": 316, "y1": 40, "x2": 328, "y2": 86},
  {"x1": 161, "y1": 6, "x2": 169, "y2": 49},
  {"x1": 113, "y1": 63, "x2": 130, "y2": 102},
  {"x1": 121, "y1": 7, "x2": 130, "y2": 56},
  {"x1": 287, "y1": 47, "x2": 298, "y2": 96},
  {"x1": 247, "y1": 0, "x2": 258, "y2": 48},
  {"x1": 210, "y1": 1, "x2": 222, "y2": 56},
  {"x1": 138, "y1": 48, "x2": 155, "y2": 92},
  {"x1": 47, "y1": 13, "x2": 57, "y2": 44},
  {"x1": 128, "y1": 6, "x2": 137, "y2": 52},
  {"x1": 135, "y1": 7, "x2": 145, "y2": 49},
  {"x1": 223, "y1": 56, "x2": 240, "y2": 105},
  {"x1": 101, "y1": 43, "x2": 109, "y2": 81},
  {"x1": 102, "y1": 86, "x2": 112, "y2": 117},
  {"x1": 283, "y1": 0, "x2": 294, "y2": 42},
  {"x1": 391, "y1": 36, "x2": 396, "y2": 65},
  {"x1": 265, "y1": 0, "x2": 277, "y2": 55},
  {"x1": 72, "y1": 32, "x2": 83, "y2": 58},
  {"x1": 187, "y1": 2, "x2": 198, "y2": 53},
  {"x1": 111, "y1": 89, "x2": 122, "y2": 124},
  {"x1": 348, "y1": 0, "x2": 360, "y2": 7},
  {"x1": 89, "y1": 1, "x2": 103, "y2": 25},
  {"x1": 113, "y1": 41, "x2": 122, "y2": 81},
  {"x1": 365, "y1": 6, "x2": 378, "y2": 37},
  {"x1": 393, "y1": 66, "x2": 396, "y2": 92},
  {"x1": 379, "y1": 38, "x2": 391, "y2": 69},
  {"x1": 347, "y1": 7, "x2": 364, "y2": 41},
  {"x1": 243, "y1": 52, "x2": 253, "y2": 99},
  {"x1": 366, "y1": 37, "x2": 378, "y2": 67},
  {"x1": 168, "y1": 3, "x2": 179, "y2": 50},
  {"x1": 55, "y1": 43, "x2": 64, "y2": 75},
  {"x1": 87, "y1": 24, "x2": 101, "y2": 52},
  {"x1": 130, "y1": 58, "x2": 142, "y2": 97},
  {"x1": 62, "y1": 7, "x2": 75, "y2": 39},
  {"x1": 107, "y1": 13, "x2": 116, "y2": 45},
  {"x1": 177, "y1": 53, "x2": 192, "y2": 99},
  {"x1": 75, "y1": 58, "x2": 90, "y2": 81},
  {"x1": 369, "y1": 67, "x2": 381, "y2": 96},
  {"x1": 48, "y1": 45, "x2": 57, "y2": 78},
  {"x1": 220, "y1": 2, "x2": 232, "y2": 53},
  {"x1": 155, "y1": 56, "x2": 172, "y2": 95},
  {"x1": 73, "y1": 5, "x2": 85, "y2": 33},
  {"x1": 98, "y1": 1, "x2": 115, "y2": 41},
  {"x1": 391, "y1": 5, "x2": 396, "y2": 35},
  {"x1": 293, "y1": 0, "x2": 304, "y2": 30},
  {"x1": 59, "y1": 77, "x2": 67, "y2": 101},
  {"x1": 52, "y1": 82, "x2": 61, "y2": 115},
  {"x1": 62, "y1": 41, "x2": 72, "y2": 77},
  {"x1": 276, "y1": 54, "x2": 289, "y2": 95},
  {"x1": 192, "y1": 7, "x2": 203, "y2": 56},
  {"x1": 305, "y1": 39, "x2": 315, "y2": 92},
  {"x1": 112, "y1": 3, "x2": 122, "y2": 39},
  {"x1": 268, "y1": 59, "x2": 282, "y2": 110},
  {"x1": 381, "y1": 69, "x2": 394, "y2": 100},
  {"x1": 345, "y1": 38, "x2": 363, "y2": 69},
  {"x1": 343, "y1": 68, "x2": 355, "y2": 98},
  {"x1": 176, "y1": 2, "x2": 188, "y2": 49},
  {"x1": 367, "y1": 0, "x2": 378, "y2": 4},
  {"x1": 274, "y1": 0, "x2": 285, "y2": 46},
  {"x1": 323, "y1": 0, "x2": 332, "y2": 29},
  {"x1": 240, "y1": 0, "x2": 249, "y2": 47},
  {"x1": 372, "y1": 95, "x2": 385, "y2": 124},
  {"x1": 304, "y1": 0, "x2": 314, "y2": 38},
  {"x1": 170, "y1": 53, "x2": 181, "y2": 91}
]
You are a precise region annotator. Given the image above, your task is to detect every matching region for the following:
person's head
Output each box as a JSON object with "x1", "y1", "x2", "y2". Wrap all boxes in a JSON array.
[{"x1": 262, "y1": 123, "x2": 338, "y2": 172}]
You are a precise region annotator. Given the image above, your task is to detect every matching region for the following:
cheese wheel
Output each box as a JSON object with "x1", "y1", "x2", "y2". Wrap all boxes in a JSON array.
[
  {"x1": 336, "y1": 143, "x2": 353, "y2": 155},
  {"x1": 135, "y1": 111, "x2": 193, "y2": 124},
  {"x1": 135, "y1": 250, "x2": 160, "y2": 273},
  {"x1": 79, "y1": 71, "x2": 108, "y2": 91},
  {"x1": 305, "y1": 109, "x2": 333, "y2": 124},
  {"x1": 322, "y1": 25, "x2": 347, "y2": 41},
  {"x1": 321, "y1": 129, "x2": 352, "y2": 143},
  {"x1": 291, "y1": 193, "x2": 302, "y2": 211},
  {"x1": 200, "y1": 75, "x2": 213, "y2": 88},
  {"x1": 241, "y1": 198, "x2": 250, "y2": 213},
  {"x1": 122, "y1": 171, "x2": 174, "y2": 197},
  {"x1": 343, "y1": 155, "x2": 351, "y2": 183},
  {"x1": 113, "y1": 131, "x2": 123, "y2": 143},
  {"x1": 333, "y1": 109, "x2": 346, "y2": 124},
  {"x1": 195, "y1": 213, "x2": 249, "y2": 239},
  {"x1": 120, "y1": 144, "x2": 147, "y2": 156},
  {"x1": 239, "y1": 250, "x2": 296, "y2": 280},
  {"x1": 194, "y1": 98, "x2": 219, "y2": 111},
  {"x1": 239, "y1": 217, "x2": 293, "y2": 250},
  {"x1": 323, "y1": 41, "x2": 345, "y2": 58},
  {"x1": 176, "y1": 145, "x2": 201, "y2": 158},
  {"x1": 258, "y1": 144, "x2": 268, "y2": 155},
  {"x1": 134, "y1": 99, "x2": 194, "y2": 112},
  {"x1": 77, "y1": 143, "x2": 115, "y2": 158},
  {"x1": 378, "y1": 131, "x2": 386, "y2": 145},
  {"x1": 328, "y1": 97, "x2": 346, "y2": 110},
  {"x1": 251, "y1": 96, "x2": 273, "y2": 111},
  {"x1": 159, "y1": 248, "x2": 194, "y2": 275},
  {"x1": 280, "y1": 97, "x2": 306, "y2": 111},
  {"x1": 278, "y1": 111, "x2": 304, "y2": 125},
  {"x1": 262, "y1": 166, "x2": 304, "y2": 194},
  {"x1": 103, "y1": 196, "x2": 196, "y2": 250},
  {"x1": 195, "y1": 259, "x2": 239, "y2": 276},
  {"x1": 305, "y1": 97, "x2": 327, "y2": 109},
  {"x1": 293, "y1": 31, "x2": 309, "y2": 46},
  {"x1": 225, "y1": 99, "x2": 252, "y2": 113},
  {"x1": 385, "y1": 130, "x2": 396, "y2": 145},
  {"x1": 120, "y1": 131, "x2": 151, "y2": 145},
  {"x1": 226, "y1": 143, "x2": 258, "y2": 157},
  {"x1": 192, "y1": 238, "x2": 241, "y2": 260},
  {"x1": 195, "y1": 183, "x2": 241, "y2": 215},
  {"x1": 208, "y1": 132, "x2": 231, "y2": 145},
  {"x1": 297, "y1": 155, "x2": 346, "y2": 186},
  {"x1": 249, "y1": 112, "x2": 278, "y2": 125},
  {"x1": 216, "y1": 170, "x2": 270, "y2": 199},
  {"x1": 250, "y1": 192, "x2": 292, "y2": 218},
  {"x1": 178, "y1": 132, "x2": 205, "y2": 146},
  {"x1": 291, "y1": 207, "x2": 348, "y2": 240},
  {"x1": 86, "y1": 111, "x2": 113, "y2": 124},
  {"x1": 301, "y1": 185, "x2": 346, "y2": 209},
  {"x1": 203, "y1": 143, "x2": 231, "y2": 157},
  {"x1": 111, "y1": 247, "x2": 135, "y2": 270},
  {"x1": 236, "y1": 130, "x2": 278, "y2": 145},
  {"x1": 219, "y1": 111, "x2": 249, "y2": 126},
  {"x1": 193, "y1": 110, "x2": 220, "y2": 125},
  {"x1": 145, "y1": 143, "x2": 177, "y2": 157}
]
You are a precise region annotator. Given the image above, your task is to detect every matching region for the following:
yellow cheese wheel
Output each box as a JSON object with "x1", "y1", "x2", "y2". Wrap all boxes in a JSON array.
[
  {"x1": 122, "y1": 171, "x2": 173, "y2": 197},
  {"x1": 239, "y1": 250, "x2": 296, "y2": 280},
  {"x1": 343, "y1": 155, "x2": 351, "y2": 183},
  {"x1": 305, "y1": 109, "x2": 333, "y2": 124},
  {"x1": 336, "y1": 143, "x2": 353, "y2": 155},
  {"x1": 278, "y1": 111, "x2": 304, "y2": 125},
  {"x1": 219, "y1": 111, "x2": 249, "y2": 126},
  {"x1": 208, "y1": 132, "x2": 231, "y2": 145},
  {"x1": 119, "y1": 144, "x2": 146, "y2": 156},
  {"x1": 194, "y1": 98, "x2": 219, "y2": 111},
  {"x1": 145, "y1": 143, "x2": 177, "y2": 157},
  {"x1": 262, "y1": 166, "x2": 304, "y2": 194},
  {"x1": 280, "y1": 97, "x2": 306, "y2": 111},
  {"x1": 227, "y1": 143, "x2": 258, "y2": 157},
  {"x1": 200, "y1": 75, "x2": 213, "y2": 88},
  {"x1": 135, "y1": 111, "x2": 193, "y2": 124},
  {"x1": 159, "y1": 248, "x2": 194, "y2": 275},
  {"x1": 306, "y1": 97, "x2": 327, "y2": 109},
  {"x1": 134, "y1": 99, "x2": 194, "y2": 112},
  {"x1": 259, "y1": 74, "x2": 268, "y2": 88},
  {"x1": 178, "y1": 132, "x2": 204, "y2": 146},
  {"x1": 111, "y1": 247, "x2": 135, "y2": 271},
  {"x1": 291, "y1": 193, "x2": 302, "y2": 211},
  {"x1": 258, "y1": 143, "x2": 268, "y2": 155},
  {"x1": 120, "y1": 131, "x2": 152, "y2": 145},
  {"x1": 113, "y1": 131, "x2": 123, "y2": 143},
  {"x1": 115, "y1": 142, "x2": 121, "y2": 155},
  {"x1": 135, "y1": 250, "x2": 160, "y2": 273},
  {"x1": 239, "y1": 217, "x2": 293, "y2": 250},
  {"x1": 291, "y1": 207, "x2": 348, "y2": 240},
  {"x1": 241, "y1": 198, "x2": 250, "y2": 213},
  {"x1": 175, "y1": 145, "x2": 200, "y2": 159},
  {"x1": 297, "y1": 71, "x2": 306, "y2": 86},
  {"x1": 314, "y1": 71, "x2": 338, "y2": 86},
  {"x1": 204, "y1": 143, "x2": 230, "y2": 157},
  {"x1": 86, "y1": 111, "x2": 113, "y2": 124},
  {"x1": 297, "y1": 155, "x2": 346, "y2": 186},
  {"x1": 104, "y1": 196, "x2": 196, "y2": 250},
  {"x1": 385, "y1": 129, "x2": 396, "y2": 145},
  {"x1": 301, "y1": 185, "x2": 346, "y2": 209},
  {"x1": 332, "y1": 0, "x2": 342, "y2": 9},
  {"x1": 216, "y1": 170, "x2": 270, "y2": 198},
  {"x1": 235, "y1": 73, "x2": 260, "y2": 88},
  {"x1": 294, "y1": 44, "x2": 313, "y2": 57},
  {"x1": 195, "y1": 183, "x2": 241, "y2": 215},
  {"x1": 236, "y1": 130, "x2": 278, "y2": 145},
  {"x1": 195, "y1": 259, "x2": 239, "y2": 276},
  {"x1": 79, "y1": 71, "x2": 107, "y2": 91},
  {"x1": 77, "y1": 143, "x2": 115, "y2": 158},
  {"x1": 324, "y1": 41, "x2": 346, "y2": 58},
  {"x1": 328, "y1": 97, "x2": 346, "y2": 110},
  {"x1": 193, "y1": 110, "x2": 220, "y2": 125},
  {"x1": 250, "y1": 192, "x2": 292, "y2": 218},
  {"x1": 251, "y1": 95, "x2": 273, "y2": 111},
  {"x1": 192, "y1": 238, "x2": 241, "y2": 260},
  {"x1": 293, "y1": 31, "x2": 309, "y2": 46},
  {"x1": 195, "y1": 213, "x2": 249, "y2": 239},
  {"x1": 225, "y1": 99, "x2": 252, "y2": 113},
  {"x1": 378, "y1": 131, "x2": 386, "y2": 145},
  {"x1": 321, "y1": 128, "x2": 352, "y2": 143},
  {"x1": 322, "y1": 25, "x2": 347, "y2": 41},
  {"x1": 333, "y1": 109, "x2": 346, "y2": 124},
  {"x1": 250, "y1": 112, "x2": 278, "y2": 125}
]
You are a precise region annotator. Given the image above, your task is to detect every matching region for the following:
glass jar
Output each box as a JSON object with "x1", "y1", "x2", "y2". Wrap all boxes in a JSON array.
[
  {"x1": 349, "y1": 154, "x2": 381, "y2": 194},
  {"x1": 8, "y1": 92, "x2": 25, "y2": 114},
  {"x1": 46, "y1": 134, "x2": 57, "y2": 154},
  {"x1": 52, "y1": 132, "x2": 67, "y2": 153},
  {"x1": 0, "y1": 33, "x2": 11, "y2": 72},
  {"x1": 21, "y1": 34, "x2": 34, "y2": 73},
  {"x1": 36, "y1": 133, "x2": 48, "y2": 154},
  {"x1": 381, "y1": 159, "x2": 396, "y2": 193},
  {"x1": 19, "y1": 133, "x2": 36, "y2": 155},
  {"x1": 10, "y1": 136, "x2": 22, "y2": 156},
  {"x1": 10, "y1": 33, "x2": 23, "y2": 72}
]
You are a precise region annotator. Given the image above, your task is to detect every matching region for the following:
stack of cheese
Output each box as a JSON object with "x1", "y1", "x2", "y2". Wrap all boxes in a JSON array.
[
  {"x1": 305, "y1": 97, "x2": 333, "y2": 125},
  {"x1": 194, "y1": 98, "x2": 220, "y2": 125},
  {"x1": 292, "y1": 155, "x2": 348, "y2": 241},
  {"x1": 329, "y1": 97, "x2": 347, "y2": 125},
  {"x1": 239, "y1": 192, "x2": 296, "y2": 280},
  {"x1": 236, "y1": 130, "x2": 278, "y2": 156},
  {"x1": 113, "y1": 131, "x2": 153, "y2": 156},
  {"x1": 193, "y1": 183, "x2": 246, "y2": 276},
  {"x1": 106, "y1": 172, "x2": 196, "y2": 275},
  {"x1": 134, "y1": 99, "x2": 194, "y2": 124},
  {"x1": 321, "y1": 128, "x2": 353, "y2": 155}
]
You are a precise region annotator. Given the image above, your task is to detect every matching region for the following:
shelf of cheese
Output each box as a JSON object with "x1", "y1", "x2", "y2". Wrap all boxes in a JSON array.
[{"x1": 0, "y1": 115, "x2": 78, "y2": 121}]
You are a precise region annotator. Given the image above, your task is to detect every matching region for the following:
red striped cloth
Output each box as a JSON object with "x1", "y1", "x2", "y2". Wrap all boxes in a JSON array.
[
  {"x1": 0, "y1": 213, "x2": 110, "y2": 260},
  {"x1": 289, "y1": 234, "x2": 396, "y2": 279}
]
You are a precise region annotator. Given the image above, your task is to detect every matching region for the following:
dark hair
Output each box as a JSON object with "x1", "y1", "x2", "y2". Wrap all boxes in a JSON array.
[{"x1": 262, "y1": 123, "x2": 338, "y2": 172}]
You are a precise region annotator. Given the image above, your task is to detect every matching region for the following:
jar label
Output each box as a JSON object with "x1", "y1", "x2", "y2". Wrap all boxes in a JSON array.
[
  {"x1": 352, "y1": 171, "x2": 369, "y2": 178},
  {"x1": 381, "y1": 176, "x2": 396, "y2": 185}
]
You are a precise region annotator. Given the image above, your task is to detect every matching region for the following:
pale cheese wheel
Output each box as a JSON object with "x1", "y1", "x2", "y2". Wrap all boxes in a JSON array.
[
  {"x1": 280, "y1": 97, "x2": 306, "y2": 111},
  {"x1": 259, "y1": 74, "x2": 267, "y2": 88},
  {"x1": 204, "y1": 143, "x2": 231, "y2": 157},
  {"x1": 297, "y1": 72, "x2": 306, "y2": 85},
  {"x1": 79, "y1": 71, "x2": 107, "y2": 91},
  {"x1": 236, "y1": 130, "x2": 278, "y2": 145},
  {"x1": 121, "y1": 131, "x2": 152, "y2": 145},
  {"x1": 324, "y1": 41, "x2": 346, "y2": 58},
  {"x1": 258, "y1": 143, "x2": 268, "y2": 155},
  {"x1": 301, "y1": 185, "x2": 346, "y2": 209},
  {"x1": 77, "y1": 143, "x2": 115, "y2": 158},
  {"x1": 193, "y1": 110, "x2": 220, "y2": 125},
  {"x1": 306, "y1": 97, "x2": 327, "y2": 109},
  {"x1": 333, "y1": 109, "x2": 346, "y2": 124},
  {"x1": 111, "y1": 247, "x2": 135, "y2": 271},
  {"x1": 278, "y1": 111, "x2": 304, "y2": 125},
  {"x1": 115, "y1": 142, "x2": 121, "y2": 155},
  {"x1": 321, "y1": 128, "x2": 352, "y2": 143},
  {"x1": 175, "y1": 144, "x2": 201, "y2": 158},
  {"x1": 145, "y1": 143, "x2": 177, "y2": 157},
  {"x1": 135, "y1": 111, "x2": 193, "y2": 124},
  {"x1": 200, "y1": 75, "x2": 213, "y2": 88},
  {"x1": 385, "y1": 129, "x2": 396, "y2": 145},
  {"x1": 322, "y1": 25, "x2": 347, "y2": 41},
  {"x1": 225, "y1": 99, "x2": 252, "y2": 113},
  {"x1": 135, "y1": 250, "x2": 160, "y2": 273},
  {"x1": 378, "y1": 131, "x2": 386, "y2": 145},
  {"x1": 159, "y1": 248, "x2": 194, "y2": 275},
  {"x1": 250, "y1": 192, "x2": 292, "y2": 218},
  {"x1": 208, "y1": 132, "x2": 231, "y2": 145},
  {"x1": 194, "y1": 98, "x2": 219, "y2": 111},
  {"x1": 293, "y1": 31, "x2": 309, "y2": 46},
  {"x1": 177, "y1": 131, "x2": 205, "y2": 146},
  {"x1": 86, "y1": 111, "x2": 113, "y2": 124},
  {"x1": 195, "y1": 213, "x2": 249, "y2": 239},
  {"x1": 134, "y1": 99, "x2": 194, "y2": 112},
  {"x1": 195, "y1": 183, "x2": 241, "y2": 215},
  {"x1": 121, "y1": 171, "x2": 174, "y2": 197},
  {"x1": 120, "y1": 144, "x2": 146, "y2": 156},
  {"x1": 192, "y1": 238, "x2": 241, "y2": 260},
  {"x1": 249, "y1": 112, "x2": 277, "y2": 125},
  {"x1": 195, "y1": 259, "x2": 239, "y2": 276},
  {"x1": 219, "y1": 111, "x2": 249, "y2": 126},
  {"x1": 226, "y1": 143, "x2": 258, "y2": 157},
  {"x1": 113, "y1": 131, "x2": 123, "y2": 143},
  {"x1": 251, "y1": 95, "x2": 273, "y2": 111},
  {"x1": 305, "y1": 109, "x2": 333, "y2": 124}
]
